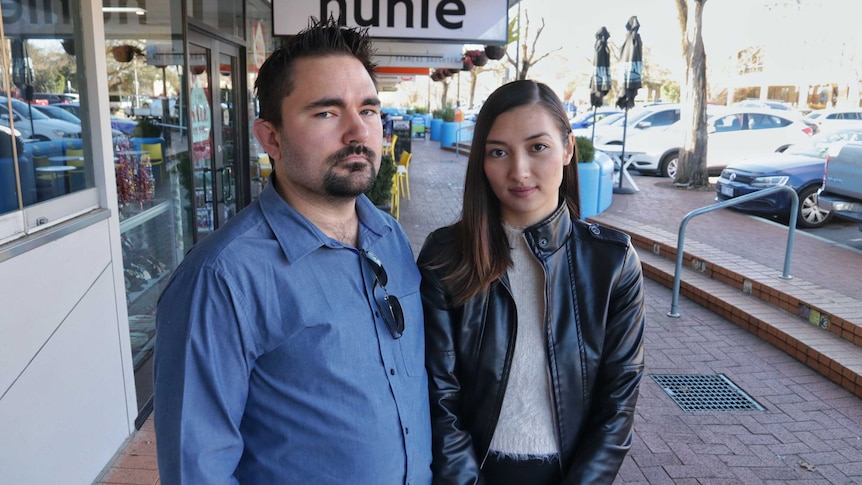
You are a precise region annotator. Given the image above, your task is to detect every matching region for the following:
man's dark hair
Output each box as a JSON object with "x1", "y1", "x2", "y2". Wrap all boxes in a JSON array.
[{"x1": 254, "y1": 17, "x2": 377, "y2": 127}]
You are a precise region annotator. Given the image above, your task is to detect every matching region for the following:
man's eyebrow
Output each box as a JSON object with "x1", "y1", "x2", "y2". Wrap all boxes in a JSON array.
[{"x1": 305, "y1": 97, "x2": 381, "y2": 109}]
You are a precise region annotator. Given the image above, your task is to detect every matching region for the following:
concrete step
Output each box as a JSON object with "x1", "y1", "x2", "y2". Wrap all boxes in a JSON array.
[{"x1": 590, "y1": 213, "x2": 862, "y2": 399}]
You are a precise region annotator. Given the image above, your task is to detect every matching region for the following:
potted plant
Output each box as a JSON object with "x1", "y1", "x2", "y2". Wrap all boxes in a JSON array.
[
  {"x1": 484, "y1": 44, "x2": 506, "y2": 60},
  {"x1": 574, "y1": 136, "x2": 614, "y2": 219},
  {"x1": 439, "y1": 106, "x2": 460, "y2": 147},
  {"x1": 365, "y1": 153, "x2": 396, "y2": 209}
]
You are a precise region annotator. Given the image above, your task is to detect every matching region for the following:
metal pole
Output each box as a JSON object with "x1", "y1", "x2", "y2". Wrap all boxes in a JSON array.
[{"x1": 590, "y1": 105, "x2": 597, "y2": 144}]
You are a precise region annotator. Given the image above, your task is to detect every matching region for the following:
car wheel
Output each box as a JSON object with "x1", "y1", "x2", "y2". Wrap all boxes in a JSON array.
[
  {"x1": 796, "y1": 185, "x2": 833, "y2": 228},
  {"x1": 660, "y1": 152, "x2": 678, "y2": 178}
]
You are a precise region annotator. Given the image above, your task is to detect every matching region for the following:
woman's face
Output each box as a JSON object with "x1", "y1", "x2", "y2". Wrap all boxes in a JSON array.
[{"x1": 483, "y1": 105, "x2": 574, "y2": 227}]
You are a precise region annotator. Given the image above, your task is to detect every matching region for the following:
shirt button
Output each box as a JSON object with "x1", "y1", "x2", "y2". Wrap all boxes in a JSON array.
[
  {"x1": 539, "y1": 238, "x2": 548, "y2": 247},
  {"x1": 390, "y1": 368, "x2": 395, "y2": 375},
  {"x1": 405, "y1": 427, "x2": 409, "y2": 434},
  {"x1": 375, "y1": 310, "x2": 380, "y2": 318},
  {"x1": 590, "y1": 224, "x2": 601, "y2": 235}
]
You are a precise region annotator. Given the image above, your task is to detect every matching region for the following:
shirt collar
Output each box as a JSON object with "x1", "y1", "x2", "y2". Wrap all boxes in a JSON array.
[{"x1": 258, "y1": 181, "x2": 393, "y2": 262}]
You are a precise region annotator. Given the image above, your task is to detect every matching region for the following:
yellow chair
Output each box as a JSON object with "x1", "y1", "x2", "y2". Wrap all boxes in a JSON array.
[
  {"x1": 385, "y1": 134, "x2": 398, "y2": 159},
  {"x1": 258, "y1": 153, "x2": 272, "y2": 188},
  {"x1": 65, "y1": 148, "x2": 86, "y2": 192},
  {"x1": 396, "y1": 151, "x2": 412, "y2": 200},
  {"x1": 33, "y1": 155, "x2": 67, "y2": 199},
  {"x1": 389, "y1": 173, "x2": 400, "y2": 220},
  {"x1": 141, "y1": 143, "x2": 164, "y2": 181}
]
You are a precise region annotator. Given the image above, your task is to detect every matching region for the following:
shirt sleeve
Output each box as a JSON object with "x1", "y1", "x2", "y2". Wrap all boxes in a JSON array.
[{"x1": 153, "y1": 265, "x2": 254, "y2": 484}]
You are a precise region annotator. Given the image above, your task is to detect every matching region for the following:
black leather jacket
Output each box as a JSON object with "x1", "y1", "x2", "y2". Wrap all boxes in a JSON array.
[{"x1": 417, "y1": 204, "x2": 645, "y2": 485}]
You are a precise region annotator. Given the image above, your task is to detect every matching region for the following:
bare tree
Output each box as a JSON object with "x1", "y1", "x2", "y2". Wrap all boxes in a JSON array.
[
  {"x1": 504, "y1": 10, "x2": 560, "y2": 81},
  {"x1": 673, "y1": 0, "x2": 710, "y2": 188}
]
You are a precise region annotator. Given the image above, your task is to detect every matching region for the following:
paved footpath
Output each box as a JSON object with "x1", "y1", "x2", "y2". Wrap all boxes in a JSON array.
[
  {"x1": 98, "y1": 138, "x2": 862, "y2": 484},
  {"x1": 401, "y1": 139, "x2": 862, "y2": 484}
]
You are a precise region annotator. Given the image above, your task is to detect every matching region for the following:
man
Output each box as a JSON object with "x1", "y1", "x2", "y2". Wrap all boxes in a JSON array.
[{"x1": 153, "y1": 18, "x2": 432, "y2": 484}]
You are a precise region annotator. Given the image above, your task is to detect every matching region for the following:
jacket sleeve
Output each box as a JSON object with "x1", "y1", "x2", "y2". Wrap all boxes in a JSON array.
[
  {"x1": 418, "y1": 236, "x2": 484, "y2": 485},
  {"x1": 563, "y1": 242, "x2": 645, "y2": 484}
]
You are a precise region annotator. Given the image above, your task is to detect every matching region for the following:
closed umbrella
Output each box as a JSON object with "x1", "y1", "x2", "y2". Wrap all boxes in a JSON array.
[
  {"x1": 589, "y1": 26, "x2": 611, "y2": 144},
  {"x1": 614, "y1": 16, "x2": 642, "y2": 194}
]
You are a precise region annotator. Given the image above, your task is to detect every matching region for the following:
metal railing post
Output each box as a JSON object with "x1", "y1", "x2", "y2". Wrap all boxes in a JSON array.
[{"x1": 668, "y1": 185, "x2": 799, "y2": 317}]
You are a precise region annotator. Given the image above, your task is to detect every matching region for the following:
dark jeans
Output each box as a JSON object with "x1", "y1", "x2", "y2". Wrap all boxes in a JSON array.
[{"x1": 482, "y1": 452, "x2": 562, "y2": 485}]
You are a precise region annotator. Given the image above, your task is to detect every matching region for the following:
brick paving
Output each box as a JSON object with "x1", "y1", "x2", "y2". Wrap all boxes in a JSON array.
[{"x1": 96, "y1": 137, "x2": 862, "y2": 484}]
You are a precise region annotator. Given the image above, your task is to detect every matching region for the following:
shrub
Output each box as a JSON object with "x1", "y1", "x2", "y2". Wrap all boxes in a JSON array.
[
  {"x1": 440, "y1": 106, "x2": 456, "y2": 122},
  {"x1": 574, "y1": 136, "x2": 595, "y2": 163},
  {"x1": 365, "y1": 153, "x2": 396, "y2": 206}
]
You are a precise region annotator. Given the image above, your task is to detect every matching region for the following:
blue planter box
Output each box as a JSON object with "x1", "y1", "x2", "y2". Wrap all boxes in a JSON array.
[
  {"x1": 577, "y1": 152, "x2": 615, "y2": 219},
  {"x1": 430, "y1": 118, "x2": 443, "y2": 141},
  {"x1": 440, "y1": 121, "x2": 459, "y2": 147}
]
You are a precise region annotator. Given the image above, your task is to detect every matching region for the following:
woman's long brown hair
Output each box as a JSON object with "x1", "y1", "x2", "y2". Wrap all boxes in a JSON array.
[{"x1": 429, "y1": 80, "x2": 580, "y2": 306}]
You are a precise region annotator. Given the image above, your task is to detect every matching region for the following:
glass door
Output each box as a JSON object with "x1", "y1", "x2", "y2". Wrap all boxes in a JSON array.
[{"x1": 187, "y1": 31, "x2": 243, "y2": 241}]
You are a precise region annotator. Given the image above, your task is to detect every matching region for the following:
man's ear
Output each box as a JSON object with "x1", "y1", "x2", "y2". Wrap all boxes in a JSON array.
[{"x1": 253, "y1": 119, "x2": 281, "y2": 161}]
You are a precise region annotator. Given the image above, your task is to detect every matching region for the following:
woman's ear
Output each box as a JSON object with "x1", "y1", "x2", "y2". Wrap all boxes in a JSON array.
[{"x1": 564, "y1": 132, "x2": 576, "y2": 166}]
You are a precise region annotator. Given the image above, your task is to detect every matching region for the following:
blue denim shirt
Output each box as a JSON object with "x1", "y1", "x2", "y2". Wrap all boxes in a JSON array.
[{"x1": 154, "y1": 182, "x2": 432, "y2": 484}]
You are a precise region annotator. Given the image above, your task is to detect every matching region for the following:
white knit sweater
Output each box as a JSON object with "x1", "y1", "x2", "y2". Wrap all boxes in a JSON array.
[{"x1": 488, "y1": 224, "x2": 560, "y2": 459}]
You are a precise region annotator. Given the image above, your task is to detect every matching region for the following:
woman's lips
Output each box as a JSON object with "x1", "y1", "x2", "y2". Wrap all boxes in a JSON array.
[{"x1": 509, "y1": 186, "x2": 536, "y2": 197}]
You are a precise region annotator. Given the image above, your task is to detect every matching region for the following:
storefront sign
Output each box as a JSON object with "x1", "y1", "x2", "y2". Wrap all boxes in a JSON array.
[
  {"x1": 272, "y1": 0, "x2": 508, "y2": 43},
  {"x1": 252, "y1": 21, "x2": 267, "y2": 71},
  {"x1": 372, "y1": 41, "x2": 463, "y2": 69}
]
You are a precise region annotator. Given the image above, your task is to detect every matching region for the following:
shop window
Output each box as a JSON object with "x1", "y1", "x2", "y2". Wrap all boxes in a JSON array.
[{"x1": 0, "y1": 1, "x2": 99, "y2": 245}]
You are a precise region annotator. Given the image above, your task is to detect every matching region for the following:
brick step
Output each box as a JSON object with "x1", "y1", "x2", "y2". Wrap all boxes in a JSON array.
[{"x1": 590, "y1": 214, "x2": 862, "y2": 399}]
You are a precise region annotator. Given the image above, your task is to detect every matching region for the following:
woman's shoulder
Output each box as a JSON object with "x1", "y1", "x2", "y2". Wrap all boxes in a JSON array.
[
  {"x1": 417, "y1": 224, "x2": 459, "y2": 267},
  {"x1": 571, "y1": 218, "x2": 631, "y2": 248}
]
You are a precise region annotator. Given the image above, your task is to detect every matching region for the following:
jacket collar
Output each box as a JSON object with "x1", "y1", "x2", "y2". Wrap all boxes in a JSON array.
[{"x1": 520, "y1": 202, "x2": 572, "y2": 258}]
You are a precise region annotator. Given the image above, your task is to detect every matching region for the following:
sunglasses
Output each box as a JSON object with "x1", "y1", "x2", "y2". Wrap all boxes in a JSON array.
[{"x1": 361, "y1": 250, "x2": 406, "y2": 339}]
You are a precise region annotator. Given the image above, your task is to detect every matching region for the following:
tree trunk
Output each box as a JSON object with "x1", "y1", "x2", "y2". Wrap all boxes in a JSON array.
[
  {"x1": 674, "y1": 0, "x2": 709, "y2": 188},
  {"x1": 469, "y1": 70, "x2": 478, "y2": 109},
  {"x1": 441, "y1": 80, "x2": 450, "y2": 108}
]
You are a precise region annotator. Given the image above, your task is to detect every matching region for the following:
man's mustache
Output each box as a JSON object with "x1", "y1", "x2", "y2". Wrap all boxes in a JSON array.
[{"x1": 331, "y1": 143, "x2": 377, "y2": 162}]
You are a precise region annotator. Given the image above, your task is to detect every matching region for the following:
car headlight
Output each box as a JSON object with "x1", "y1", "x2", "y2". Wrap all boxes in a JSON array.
[{"x1": 751, "y1": 175, "x2": 789, "y2": 187}]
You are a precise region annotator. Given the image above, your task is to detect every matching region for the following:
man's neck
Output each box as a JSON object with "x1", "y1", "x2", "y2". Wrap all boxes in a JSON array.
[{"x1": 275, "y1": 178, "x2": 360, "y2": 247}]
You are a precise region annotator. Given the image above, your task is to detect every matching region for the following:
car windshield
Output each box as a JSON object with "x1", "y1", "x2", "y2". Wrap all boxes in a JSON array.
[
  {"x1": 35, "y1": 106, "x2": 81, "y2": 124},
  {"x1": 784, "y1": 130, "x2": 862, "y2": 158},
  {"x1": 596, "y1": 112, "x2": 625, "y2": 126},
  {"x1": 2, "y1": 98, "x2": 51, "y2": 120}
]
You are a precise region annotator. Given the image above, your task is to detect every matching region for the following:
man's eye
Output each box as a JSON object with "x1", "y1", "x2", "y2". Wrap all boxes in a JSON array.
[
  {"x1": 315, "y1": 112, "x2": 334, "y2": 119},
  {"x1": 362, "y1": 109, "x2": 380, "y2": 117}
]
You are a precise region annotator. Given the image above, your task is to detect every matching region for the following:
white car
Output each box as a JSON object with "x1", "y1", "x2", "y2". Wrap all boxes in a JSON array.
[
  {"x1": 623, "y1": 106, "x2": 813, "y2": 178},
  {"x1": 802, "y1": 108, "x2": 862, "y2": 134},
  {"x1": 0, "y1": 96, "x2": 81, "y2": 141},
  {"x1": 584, "y1": 103, "x2": 682, "y2": 147}
]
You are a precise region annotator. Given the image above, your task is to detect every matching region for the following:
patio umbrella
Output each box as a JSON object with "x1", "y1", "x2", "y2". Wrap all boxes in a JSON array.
[
  {"x1": 589, "y1": 26, "x2": 611, "y2": 143},
  {"x1": 614, "y1": 16, "x2": 642, "y2": 194},
  {"x1": 616, "y1": 16, "x2": 642, "y2": 111}
]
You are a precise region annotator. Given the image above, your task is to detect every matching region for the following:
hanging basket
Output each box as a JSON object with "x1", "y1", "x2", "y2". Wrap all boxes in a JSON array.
[
  {"x1": 472, "y1": 52, "x2": 489, "y2": 67},
  {"x1": 484, "y1": 45, "x2": 506, "y2": 60}
]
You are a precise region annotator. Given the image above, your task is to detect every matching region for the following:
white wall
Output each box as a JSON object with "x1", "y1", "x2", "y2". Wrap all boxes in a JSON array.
[{"x1": 0, "y1": 219, "x2": 134, "y2": 484}]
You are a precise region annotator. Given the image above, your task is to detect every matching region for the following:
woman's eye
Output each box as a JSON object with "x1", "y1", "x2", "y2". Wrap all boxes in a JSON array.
[
  {"x1": 488, "y1": 148, "x2": 507, "y2": 158},
  {"x1": 531, "y1": 143, "x2": 549, "y2": 152}
]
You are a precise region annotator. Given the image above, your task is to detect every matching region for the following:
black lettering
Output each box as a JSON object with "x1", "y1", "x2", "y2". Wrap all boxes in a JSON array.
[
  {"x1": 421, "y1": 0, "x2": 429, "y2": 28},
  {"x1": 355, "y1": 0, "x2": 379, "y2": 27},
  {"x1": 1, "y1": 0, "x2": 25, "y2": 24},
  {"x1": 320, "y1": 0, "x2": 347, "y2": 26},
  {"x1": 436, "y1": 0, "x2": 464, "y2": 29},
  {"x1": 387, "y1": 0, "x2": 413, "y2": 28}
]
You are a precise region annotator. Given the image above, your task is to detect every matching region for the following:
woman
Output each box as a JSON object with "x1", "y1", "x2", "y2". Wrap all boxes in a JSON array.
[{"x1": 418, "y1": 80, "x2": 645, "y2": 485}]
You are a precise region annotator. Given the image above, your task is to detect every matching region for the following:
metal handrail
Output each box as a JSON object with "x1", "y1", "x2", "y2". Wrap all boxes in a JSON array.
[
  {"x1": 668, "y1": 185, "x2": 799, "y2": 317},
  {"x1": 454, "y1": 123, "x2": 475, "y2": 158}
]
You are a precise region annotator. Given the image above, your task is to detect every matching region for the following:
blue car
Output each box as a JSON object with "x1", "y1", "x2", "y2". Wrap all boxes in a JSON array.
[
  {"x1": 715, "y1": 127, "x2": 862, "y2": 228},
  {"x1": 569, "y1": 108, "x2": 623, "y2": 129},
  {"x1": 50, "y1": 103, "x2": 137, "y2": 136}
]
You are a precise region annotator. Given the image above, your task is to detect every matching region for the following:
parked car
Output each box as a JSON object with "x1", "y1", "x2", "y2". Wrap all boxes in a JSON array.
[
  {"x1": 50, "y1": 103, "x2": 137, "y2": 136},
  {"x1": 588, "y1": 103, "x2": 682, "y2": 147},
  {"x1": 714, "y1": 127, "x2": 862, "y2": 228},
  {"x1": 569, "y1": 108, "x2": 623, "y2": 129},
  {"x1": 37, "y1": 104, "x2": 127, "y2": 138},
  {"x1": 817, "y1": 140, "x2": 862, "y2": 228},
  {"x1": 801, "y1": 108, "x2": 862, "y2": 134},
  {"x1": 0, "y1": 96, "x2": 81, "y2": 141},
  {"x1": 623, "y1": 106, "x2": 813, "y2": 177}
]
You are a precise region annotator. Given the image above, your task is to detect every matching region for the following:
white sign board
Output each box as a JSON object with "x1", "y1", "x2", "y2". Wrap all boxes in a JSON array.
[
  {"x1": 372, "y1": 41, "x2": 463, "y2": 69},
  {"x1": 273, "y1": 0, "x2": 508, "y2": 43}
]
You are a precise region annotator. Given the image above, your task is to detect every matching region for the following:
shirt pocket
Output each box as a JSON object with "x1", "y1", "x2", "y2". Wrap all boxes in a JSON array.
[{"x1": 396, "y1": 289, "x2": 425, "y2": 377}]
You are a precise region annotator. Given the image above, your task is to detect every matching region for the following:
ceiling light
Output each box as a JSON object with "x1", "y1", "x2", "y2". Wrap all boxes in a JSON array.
[{"x1": 102, "y1": 6, "x2": 146, "y2": 16}]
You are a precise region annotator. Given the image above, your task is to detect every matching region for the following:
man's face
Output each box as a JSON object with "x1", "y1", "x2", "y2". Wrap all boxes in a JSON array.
[{"x1": 260, "y1": 54, "x2": 383, "y2": 203}]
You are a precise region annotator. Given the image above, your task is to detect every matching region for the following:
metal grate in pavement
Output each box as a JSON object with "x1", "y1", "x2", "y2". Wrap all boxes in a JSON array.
[{"x1": 651, "y1": 374, "x2": 766, "y2": 412}]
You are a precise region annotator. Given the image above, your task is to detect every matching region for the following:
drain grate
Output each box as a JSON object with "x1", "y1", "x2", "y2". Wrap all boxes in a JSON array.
[{"x1": 651, "y1": 374, "x2": 765, "y2": 412}]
